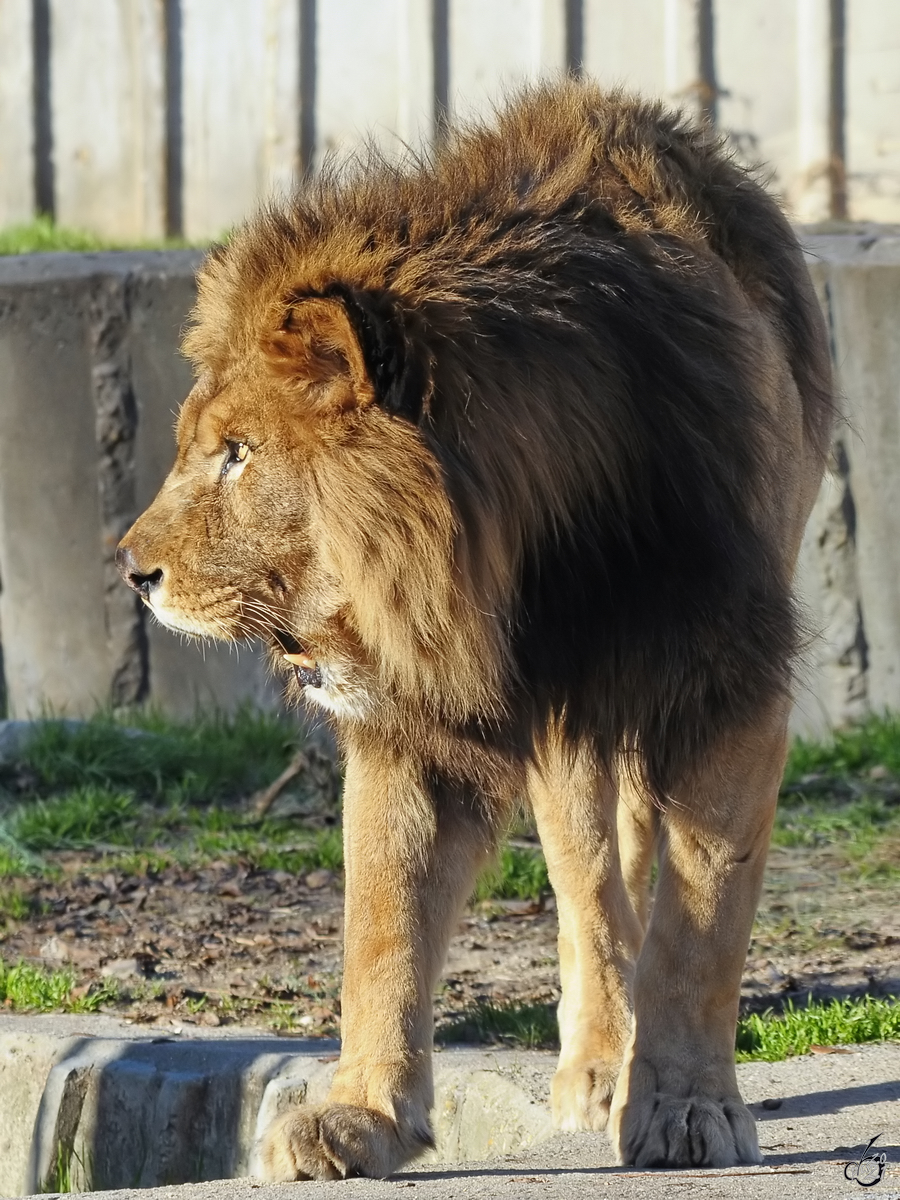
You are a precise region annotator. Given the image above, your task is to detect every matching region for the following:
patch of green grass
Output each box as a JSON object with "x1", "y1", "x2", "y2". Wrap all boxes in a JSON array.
[
  {"x1": 783, "y1": 712, "x2": 900, "y2": 792},
  {"x1": 438, "y1": 1000, "x2": 559, "y2": 1049},
  {"x1": 18, "y1": 707, "x2": 300, "y2": 806},
  {"x1": 0, "y1": 885, "x2": 30, "y2": 924},
  {"x1": 473, "y1": 845, "x2": 549, "y2": 903},
  {"x1": 8, "y1": 786, "x2": 137, "y2": 851},
  {"x1": 0, "y1": 840, "x2": 31, "y2": 879},
  {"x1": 736, "y1": 995, "x2": 900, "y2": 1062},
  {"x1": 0, "y1": 959, "x2": 119, "y2": 1013},
  {"x1": 438, "y1": 995, "x2": 900, "y2": 1060},
  {"x1": 0, "y1": 214, "x2": 204, "y2": 255},
  {"x1": 248, "y1": 827, "x2": 344, "y2": 875},
  {"x1": 43, "y1": 1138, "x2": 95, "y2": 1194},
  {"x1": 772, "y1": 796, "x2": 900, "y2": 850}
]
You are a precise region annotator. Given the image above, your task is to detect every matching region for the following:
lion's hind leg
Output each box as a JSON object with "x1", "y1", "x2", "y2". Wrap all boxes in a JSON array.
[
  {"x1": 610, "y1": 699, "x2": 790, "y2": 1168},
  {"x1": 527, "y1": 740, "x2": 643, "y2": 1133}
]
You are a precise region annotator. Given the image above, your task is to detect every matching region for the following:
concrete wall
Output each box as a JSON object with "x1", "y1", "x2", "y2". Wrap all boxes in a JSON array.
[
  {"x1": 2, "y1": 1, "x2": 900, "y2": 239},
  {"x1": 0, "y1": 232, "x2": 899, "y2": 726},
  {"x1": 0, "y1": 251, "x2": 279, "y2": 718}
]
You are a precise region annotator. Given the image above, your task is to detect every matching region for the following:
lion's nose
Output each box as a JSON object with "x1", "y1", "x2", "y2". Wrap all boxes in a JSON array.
[{"x1": 116, "y1": 544, "x2": 164, "y2": 600}]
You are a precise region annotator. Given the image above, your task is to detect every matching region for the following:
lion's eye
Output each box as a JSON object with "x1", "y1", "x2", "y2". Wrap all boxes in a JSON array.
[{"x1": 221, "y1": 440, "x2": 251, "y2": 477}]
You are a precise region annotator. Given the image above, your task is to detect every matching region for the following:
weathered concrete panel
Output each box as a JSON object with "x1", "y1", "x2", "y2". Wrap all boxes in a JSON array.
[
  {"x1": 125, "y1": 255, "x2": 279, "y2": 715},
  {"x1": 449, "y1": 0, "x2": 565, "y2": 121},
  {"x1": 717, "y1": 0, "x2": 831, "y2": 224},
  {"x1": 847, "y1": 0, "x2": 900, "y2": 222},
  {"x1": 0, "y1": 252, "x2": 280, "y2": 717},
  {"x1": 317, "y1": 0, "x2": 434, "y2": 161},
  {"x1": 0, "y1": 0, "x2": 33, "y2": 226},
  {"x1": 181, "y1": 0, "x2": 298, "y2": 240},
  {"x1": 50, "y1": 0, "x2": 166, "y2": 240},
  {"x1": 0, "y1": 261, "x2": 111, "y2": 717},
  {"x1": 826, "y1": 248, "x2": 900, "y2": 713},
  {"x1": 582, "y1": 0, "x2": 695, "y2": 100}
]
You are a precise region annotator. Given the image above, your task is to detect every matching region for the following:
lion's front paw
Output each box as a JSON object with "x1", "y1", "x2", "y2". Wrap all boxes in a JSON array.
[
  {"x1": 551, "y1": 1061, "x2": 620, "y2": 1132},
  {"x1": 258, "y1": 1103, "x2": 434, "y2": 1181},
  {"x1": 610, "y1": 1089, "x2": 762, "y2": 1168}
]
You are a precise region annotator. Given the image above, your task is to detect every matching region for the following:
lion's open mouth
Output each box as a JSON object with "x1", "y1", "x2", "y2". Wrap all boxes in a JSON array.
[{"x1": 272, "y1": 629, "x2": 323, "y2": 689}]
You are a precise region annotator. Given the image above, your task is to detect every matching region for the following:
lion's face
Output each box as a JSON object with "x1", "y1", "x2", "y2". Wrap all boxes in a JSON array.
[
  {"x1": 116, "y1": 290, "x2": 479, "y2": 721},
  {"x1": 121, "y1": 368, "x2": 333, "y2": 643}
]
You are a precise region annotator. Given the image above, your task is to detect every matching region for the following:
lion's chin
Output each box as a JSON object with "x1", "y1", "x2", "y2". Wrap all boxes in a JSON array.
[{"x1": 146, "y1": 601, "x2": 236, "y2": 642}]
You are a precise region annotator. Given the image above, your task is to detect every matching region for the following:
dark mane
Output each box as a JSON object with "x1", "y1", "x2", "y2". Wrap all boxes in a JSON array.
[{"x1": 187, "y1": 78, "x2": 833, "y2": 798}]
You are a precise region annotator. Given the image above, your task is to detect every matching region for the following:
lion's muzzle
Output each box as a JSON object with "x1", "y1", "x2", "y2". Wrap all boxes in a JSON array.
[{"x1": 116, "y1": 543, "x2": 163, "y2": 601}]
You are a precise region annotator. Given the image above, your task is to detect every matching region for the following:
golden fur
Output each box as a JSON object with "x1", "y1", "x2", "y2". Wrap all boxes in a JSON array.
[{"x1": 118, "y1": 80, "x2": 832, "y2": 1177}]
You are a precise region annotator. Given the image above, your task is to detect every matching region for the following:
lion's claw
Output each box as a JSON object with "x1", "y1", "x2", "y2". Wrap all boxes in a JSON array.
[{"x1": 612, "y1": 1092, "x2": 762, "y2": 1168}]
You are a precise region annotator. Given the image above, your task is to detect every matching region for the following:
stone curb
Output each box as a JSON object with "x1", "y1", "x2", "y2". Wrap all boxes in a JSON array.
[
  {"x1": 1, "y1": 1016, "x2": 899, "y2": 1199},
  {"x1": 0, "y1": 1014, "x2": 555, "y2": 1196}
]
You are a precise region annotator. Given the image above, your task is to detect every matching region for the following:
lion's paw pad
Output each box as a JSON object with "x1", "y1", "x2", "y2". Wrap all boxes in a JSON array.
[{"x1": 614, "y1": 1094, "x2": 762, "y2": 1168}]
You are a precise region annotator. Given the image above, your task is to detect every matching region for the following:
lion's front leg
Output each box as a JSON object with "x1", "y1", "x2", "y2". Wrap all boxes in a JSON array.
[
  {"x1": 527, "y1": 742, "x2": 643, "y2": 1135},
  {"x1": 259, "y1": 744, "x2": 497, "y2": 1181},
  {"x1": 610, "y1": 700, "x2": 790, "y2": 1168}
]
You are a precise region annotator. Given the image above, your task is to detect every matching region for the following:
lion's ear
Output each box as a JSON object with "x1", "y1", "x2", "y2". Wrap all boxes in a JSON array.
[
  {"x1": 263, "y1": 297, "x2": 375, "y2": 413},
  {"x1": 263, "y1": 285, "x2": 430, "y2": 423}
]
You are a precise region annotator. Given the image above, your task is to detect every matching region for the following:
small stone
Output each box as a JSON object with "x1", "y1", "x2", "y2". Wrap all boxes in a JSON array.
[
  {"x1": 869, "y1": 764, "x2": 889, "y2": 780},
  {"x1": 761, "y1": 1097, "x2": 783, "y2": 1110},
  {"x1": 101, "y1": 956, "x2": 142, "y2": 980},
  {"x1": 305, "y1": 869, "x2": 333, "y2": 890},
  {"x1": 40, "y1": 936, "x2": 70, "y2": 963}
]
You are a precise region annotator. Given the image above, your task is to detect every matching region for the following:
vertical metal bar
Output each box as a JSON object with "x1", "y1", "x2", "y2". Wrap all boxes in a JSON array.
[
  {"x1": 432, "y1": 0, "x2": 449, "y2": 141},
  {"x1": 697, "y1": 0, "x2": 717, "y2": 126},
  {"x1": 164, "y1": 0, "x2": 183, "y2": 238},
  {"x1": 565, "y1": 0, "x2": 583, "y2": 78},
  {"x1": 299, "y1": 0, "x2": 317, "y2": 176},
  {"x1": 829, "y1": 0, "x2": 847, "y2": 219},
  {"x1": 32, "y1": 0, "x2": 54, "y2": 218}
]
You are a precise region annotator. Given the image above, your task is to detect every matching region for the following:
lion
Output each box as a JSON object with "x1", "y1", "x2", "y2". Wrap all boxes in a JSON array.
[{"x1": 116, "y1": 80, "x2": 832, "y2": 1178}]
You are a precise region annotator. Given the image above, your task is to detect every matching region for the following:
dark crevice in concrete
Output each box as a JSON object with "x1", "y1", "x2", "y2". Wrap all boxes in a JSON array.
[
  {"x1": 88, "y1": 277, "x2": 149, "y2": 707},
  {"x1": 829, "y1": 0, "x2": 848, "y2": 219},
  {"x1": 164, "y1": 0, "x2": 184, "y2": 238},
  {"x1": 697, "y1": 0, "x2": 718, "y2": 127},
  {"x1": 432, "y1": 0, "x2": 450, "y2": 141},
  {"x1": 299, "y1": 0, "x2": 317, "y2": 176},
  {"x1": 31, "y1": 0, "x2": 54, "y2": 218},
  {"x1": 565, "y1": 0, "x2": 584, "y2": 77}
]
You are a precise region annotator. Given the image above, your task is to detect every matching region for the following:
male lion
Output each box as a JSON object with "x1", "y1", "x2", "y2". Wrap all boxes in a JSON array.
[{"x1": 117, "y1": 81, "x2": 832, "y2": 1178}]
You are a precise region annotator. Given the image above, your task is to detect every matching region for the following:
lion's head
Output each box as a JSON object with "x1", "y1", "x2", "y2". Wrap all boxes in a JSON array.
[{"x1": 116, "y1": 257, "x2": 505, "y2": 726}]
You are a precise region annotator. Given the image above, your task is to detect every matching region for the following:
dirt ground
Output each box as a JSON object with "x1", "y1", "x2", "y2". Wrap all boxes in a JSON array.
[{"x1": 2, "y1": 834, "x2": 898, "y2": 1038}]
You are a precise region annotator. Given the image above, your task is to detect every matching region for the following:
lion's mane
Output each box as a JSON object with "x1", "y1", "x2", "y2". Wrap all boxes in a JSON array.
[{"x1": 185, "y1": 81, "x2": 832, "y2": 798}]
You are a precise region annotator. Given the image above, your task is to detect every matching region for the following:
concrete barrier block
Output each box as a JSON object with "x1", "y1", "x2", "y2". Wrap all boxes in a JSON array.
[
  {"x1": 0, "y1": 1019, "x2": 558, "y2": 1195},
  {"x1": 0, "y1": 258, "x2": 116, "y2": 717},
  {"x1": 0, "y1": 252, "x2": 280, "y2": 717},
  {"x1": 828, "y1": 258, "x2": 900, "y2": 713}
]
